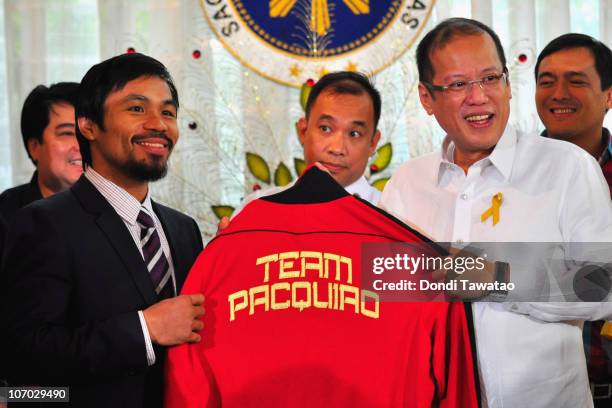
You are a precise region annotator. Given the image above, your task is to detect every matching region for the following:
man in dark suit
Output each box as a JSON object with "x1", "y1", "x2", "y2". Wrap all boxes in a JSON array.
[
  {"x1": 1, "y1": 53, "x2": 205, "y2": 408},
  {"x1": 0, "y1": 82, "x2": 81, "y2": 256}
]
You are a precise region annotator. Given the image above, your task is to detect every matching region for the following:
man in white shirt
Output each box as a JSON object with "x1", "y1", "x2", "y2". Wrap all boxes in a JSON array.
[
  {"x1": 379, "y1": 18, "x2": 612, "y2": 408},
  {"x1": 233, "y1": 71, "x2": 382, "y2": 215}
]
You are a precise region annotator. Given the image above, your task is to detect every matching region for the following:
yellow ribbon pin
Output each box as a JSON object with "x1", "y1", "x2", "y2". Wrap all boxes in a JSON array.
[
  {"x1": 602, "y1": 321, "x2": 612, "y2": 340},
  {"x1": 481, "y1": 192, "x2": 503, "y2": 226}
]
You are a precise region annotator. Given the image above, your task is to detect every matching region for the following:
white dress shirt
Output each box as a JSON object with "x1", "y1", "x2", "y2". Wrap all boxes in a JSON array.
[
  {"x1": 85, "y1": 167, "x2": 176, "y2": 366},
  {"x1": 233, "y1": 174, "x2": 381, "y2": 217},
  {"x1": 379, "y1": 125, "x2": 612, "y2": 408}
]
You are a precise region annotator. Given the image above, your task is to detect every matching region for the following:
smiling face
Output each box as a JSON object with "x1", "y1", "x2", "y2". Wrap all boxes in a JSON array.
[
  {"x1": 297, "y1": 89, "x2": 381, "y2": 187},
  {"x1": 536, "y1": 47, "x2": 612, "y2": 144},
  {"x1": 418, "y1": 33, "x2": 511, "y2": 169},
  {"x1": 28, "y1": 102, "x2": 82, "y2": 197},
  {"x1": 79, "y1": 75, "x2": 178, "y2": 190}
]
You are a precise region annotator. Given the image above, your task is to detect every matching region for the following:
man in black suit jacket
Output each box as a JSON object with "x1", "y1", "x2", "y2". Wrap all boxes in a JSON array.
[
  {"x1": 1, "y1": 53, "x2": 205, "y2": 408},
  {"x1": 0, "y1": 82, "x2": 80, "y2": 257}
]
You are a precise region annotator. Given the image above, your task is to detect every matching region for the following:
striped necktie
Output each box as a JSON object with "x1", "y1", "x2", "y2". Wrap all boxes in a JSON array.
[{"x1": 137, "y1": 209, "x2": 174, "y2": 299}]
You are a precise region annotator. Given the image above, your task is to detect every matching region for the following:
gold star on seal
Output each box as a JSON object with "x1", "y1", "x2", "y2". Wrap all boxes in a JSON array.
[
  {"x1": 318, "y1": 66, "x2": 329, "y2": 77},
  {"x1": 289, "y1": 64, "x2": 301, "y2": 77},
  {"x1": 346, "y1": 61, "x2": 358, "y2": 72},
  {"x1": 270, "y1": 0, "x2": 369, "y2": 36}
]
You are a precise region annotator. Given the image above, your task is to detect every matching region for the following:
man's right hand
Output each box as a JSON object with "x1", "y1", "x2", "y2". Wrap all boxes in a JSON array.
[
  {"x1": 143, "y1": 294, "x2": 205, "y2": 346},
  {"x1": 216, "y1": 216, "x2": 230, "y2": 235}
]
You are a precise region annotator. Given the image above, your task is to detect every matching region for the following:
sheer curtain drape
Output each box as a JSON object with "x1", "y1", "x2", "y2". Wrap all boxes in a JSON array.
[{"x1": 1, "y1": 0, "x2": 610, "y2": 238}]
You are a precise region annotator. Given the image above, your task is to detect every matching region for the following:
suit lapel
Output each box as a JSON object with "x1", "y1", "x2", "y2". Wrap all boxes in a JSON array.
[{"x1": 71, "y1": 176, "x2": 157, "y2": 305}]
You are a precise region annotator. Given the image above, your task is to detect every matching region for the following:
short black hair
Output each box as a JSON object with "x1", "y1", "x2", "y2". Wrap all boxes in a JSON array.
[
  {"x1": 76, "y1": 52, "x2": 179, "y2": 166},
  {"x1": 305, "y1": 71, "x2": 382, "y2": 131},
  {"x1": 20, "y1": 82, "x2": 79, "y2": 164},
  {"x1": 416, "y1": 17, "x2": 507, "y2": 84},
  {"x1": 535, "y1": 33, "x2": 612, "y2": 91}
]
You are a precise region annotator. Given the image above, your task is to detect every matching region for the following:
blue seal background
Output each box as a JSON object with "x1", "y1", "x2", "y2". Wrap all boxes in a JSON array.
[{"x1": 234, "y1": 0, "x2": 400, "y2": 57}]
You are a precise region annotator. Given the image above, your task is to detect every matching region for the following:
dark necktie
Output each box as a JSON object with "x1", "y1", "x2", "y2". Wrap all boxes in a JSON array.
[{"x1": 137, "y1": 209, "x2": 174, "y2": 299}]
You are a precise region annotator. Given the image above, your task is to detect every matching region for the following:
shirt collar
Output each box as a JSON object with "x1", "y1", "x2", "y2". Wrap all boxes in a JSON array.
[
  {"x1": 28, "y1": 171, "x2": 43, "y2": 201},
  {"x1": 84, "y1": 166, "x2": 153, "y2": 226},
  {"x1": 344, "y1": 176, "x2": 371, "y2": 196},
  {"x1": 436, "y1": 124, "x2": 517, "y2": 184},
  {"x1": 487, "y1": 124, "x2": 517, "y2": 180},
  {"x1": 541, "y1": 127, "x2": 611, "y2": 165},
  {"x1": 598, "y1": 128, "x2": 611, "y2": 166},
  {"x1": 290, "y1": 172, "x2": 371, "y2": 197}
]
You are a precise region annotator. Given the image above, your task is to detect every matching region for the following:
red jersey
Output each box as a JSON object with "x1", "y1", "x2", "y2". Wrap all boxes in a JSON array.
[{"x1": 165, "y1": 167, "x2": 479, "y2": 408}]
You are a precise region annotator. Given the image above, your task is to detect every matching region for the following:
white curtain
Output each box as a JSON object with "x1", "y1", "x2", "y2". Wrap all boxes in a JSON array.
[{"x1": 1, "y1": 0, "x2": 610, "y2": 240}]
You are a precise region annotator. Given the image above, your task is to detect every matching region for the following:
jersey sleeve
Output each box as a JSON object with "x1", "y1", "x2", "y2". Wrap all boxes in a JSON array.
[
  {"x1": 432, "y1": 302, "x2": 479, "y2": 408},
  {"x1": 165, "y1": 252, "x2": 219, "y2": 408}
]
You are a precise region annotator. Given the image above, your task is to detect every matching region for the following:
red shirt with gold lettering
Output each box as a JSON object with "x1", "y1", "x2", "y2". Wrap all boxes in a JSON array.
[{"x1": 165, "y1": 167, "x2": 479, "y2": 408}]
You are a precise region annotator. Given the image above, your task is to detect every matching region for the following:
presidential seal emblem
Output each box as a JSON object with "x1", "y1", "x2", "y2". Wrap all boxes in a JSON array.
[{"x1": 201, "y1": 0, "x2": 435, "y2": 86}]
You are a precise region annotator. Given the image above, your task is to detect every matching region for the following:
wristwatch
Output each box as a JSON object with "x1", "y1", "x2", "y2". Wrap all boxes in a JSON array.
[{"x1": 488, "y1": 261, "x2": 510, "y2": 301}]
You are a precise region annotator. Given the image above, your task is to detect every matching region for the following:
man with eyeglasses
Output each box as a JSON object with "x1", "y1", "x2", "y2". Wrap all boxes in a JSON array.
[{"x1": 380, "y1": 18, "x2": 612, "y2": 408}]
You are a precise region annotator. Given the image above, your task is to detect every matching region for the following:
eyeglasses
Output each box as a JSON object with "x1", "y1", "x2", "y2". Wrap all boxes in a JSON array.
[{"x1": 423, "y1": 72, "x2": 508, "y2": 95}]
